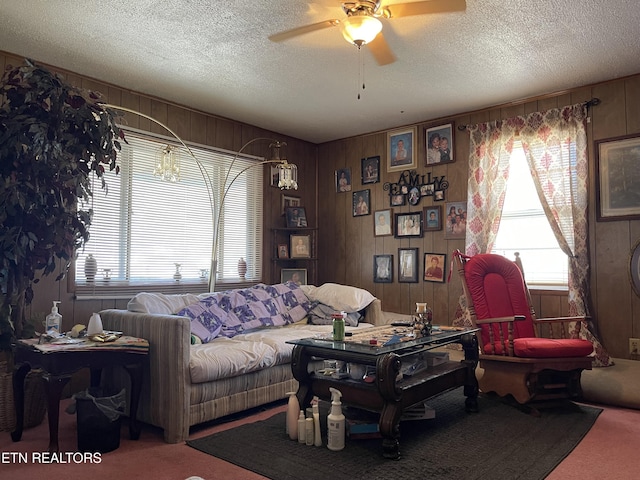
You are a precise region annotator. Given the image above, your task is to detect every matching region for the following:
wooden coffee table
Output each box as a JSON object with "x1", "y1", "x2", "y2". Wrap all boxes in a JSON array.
[{"x1": 288, "y1": 325, "x2": 479, "y2": 459}]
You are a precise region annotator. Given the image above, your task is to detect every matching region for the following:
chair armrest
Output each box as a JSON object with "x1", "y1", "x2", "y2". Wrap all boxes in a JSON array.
[
  {"x1": 533, "y1": 316, "x2": 588, "y2": 339},
  {"x1": 475, "y1": 315, "x2": 526, "y2": 325}
]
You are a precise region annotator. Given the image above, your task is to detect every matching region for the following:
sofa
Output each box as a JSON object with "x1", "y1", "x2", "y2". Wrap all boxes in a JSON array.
[{"x1": 99, "y1": 282, "x2": 386, "y2": 443}]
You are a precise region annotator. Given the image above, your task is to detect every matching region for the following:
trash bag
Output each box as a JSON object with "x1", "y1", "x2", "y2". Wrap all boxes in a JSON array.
[{"x1": 74, "y1": 387, "x2": 126, "y2": 453}]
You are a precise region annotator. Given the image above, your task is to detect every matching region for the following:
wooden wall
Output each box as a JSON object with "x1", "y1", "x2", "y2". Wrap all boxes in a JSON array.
[
  {"x1": 1, "y1": 51, "x2": 317, "y2": 332},
  {"x1": 317, "y1": 74, "x2": 640, "y2": 360}
]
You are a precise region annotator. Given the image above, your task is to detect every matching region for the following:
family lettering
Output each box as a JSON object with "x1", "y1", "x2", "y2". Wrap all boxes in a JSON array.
[{"x1": 383, "y1": 170, "x2": 449, "y2": 206}]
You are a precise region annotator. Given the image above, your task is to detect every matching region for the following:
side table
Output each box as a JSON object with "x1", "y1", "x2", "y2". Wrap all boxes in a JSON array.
[{"x1": 11, "y1": 336, "x2": 149, "y2": 452}]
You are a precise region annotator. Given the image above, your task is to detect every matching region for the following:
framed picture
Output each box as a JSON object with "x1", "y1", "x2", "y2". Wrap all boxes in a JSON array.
[
  {"x1": 352, "y1": 189, "x2": 370, "y2": 217},
  {"x1": 373, "y1": 254, "x2": 393, "y2": 283},
  {"x1": 595, "y1": 133, "x2": 640, "y2": 221},
  {"x1": 423, "y1": 205, "x2": 442, "y2": 231},
  {"x1": 631, "y1": 239, "x2": 640, "y2": 298},
  {"x1": 285, "y1": 206, "x2": 308, "y2": 228},
  {"x1": 281, "y1": 268, "x2": 307, "y2": 286},
  {"x1": 424, "y1": 253, "x2": 446, "y2": 283},
  {"x1": 390, "y1": 193, "x2": 405, "y2": 207},
  {"x1": 361, "y1": 156, "x2": 380, "y2": 184},
  {"x1": 290, "y1": 234, "x2": 311, "y2": 258},
  {"x1": 277, "y1": 244, "x2": 289, "y2": 259},
  {"x1": 281, "y1": 194, "x2": 300, "y2": 215},
  {"x1": 336, "y1": 167, "x2": 352, "y2": 193},
  {"x1": 425, "y1": 123, "x2": 455, "y2": 165},
  {"x1": 398, "y1": 248, "x2": 419, "y2": 283},
  {"x1": 373, "y1": 209, "x2": 393, "y2": 236},
  {"x1": 445, "y1": 201, "x2": 467, "y2": 239},
  {"x1": 395, "y1": 211, "x2": 423, "y2": 238},
  {"x1": 387, "y1": 127, "x2": 417, "y2": 172}
]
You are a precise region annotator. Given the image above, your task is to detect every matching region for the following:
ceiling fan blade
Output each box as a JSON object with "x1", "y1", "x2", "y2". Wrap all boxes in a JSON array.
[
  {"x1": 384, "y1": 0, "x2": 466, "y2": 18},
  {"x1": 268, "y1": 19, "x2": 340, "y2": 42},
  {"x1": 368, "y1": 32, "x2": 397, "y2": 65}
]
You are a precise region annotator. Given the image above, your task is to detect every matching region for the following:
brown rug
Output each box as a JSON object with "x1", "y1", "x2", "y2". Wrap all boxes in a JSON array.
[{"x1": 187, "y1": 390, "x2": 601, "y2": 480}]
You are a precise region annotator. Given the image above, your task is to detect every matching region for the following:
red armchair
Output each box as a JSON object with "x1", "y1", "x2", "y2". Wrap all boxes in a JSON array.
[{"x1": 453, "y1": 250, "x2": 593, "y2": 404}]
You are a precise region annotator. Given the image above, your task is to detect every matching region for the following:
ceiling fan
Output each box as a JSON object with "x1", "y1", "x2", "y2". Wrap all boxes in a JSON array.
[{"x1": 268, "y1": 0, "x2": 466, "y2": 65}]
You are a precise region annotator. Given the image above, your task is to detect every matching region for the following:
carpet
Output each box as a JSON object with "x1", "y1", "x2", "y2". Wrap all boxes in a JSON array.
[{"x1": 187, "y1": 391, "x2": 602, "y2": 480}]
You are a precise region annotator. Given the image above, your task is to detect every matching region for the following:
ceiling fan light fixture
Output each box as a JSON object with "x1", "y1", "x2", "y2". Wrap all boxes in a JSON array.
[{"x1": 340, "y1": 15, "x2": 382, "y2": 47}]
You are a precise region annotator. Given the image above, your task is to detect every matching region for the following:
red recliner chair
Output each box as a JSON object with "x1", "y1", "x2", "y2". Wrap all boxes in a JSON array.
[{"x1": 453, "y1": 250, "x2": 593, "y2": 404}]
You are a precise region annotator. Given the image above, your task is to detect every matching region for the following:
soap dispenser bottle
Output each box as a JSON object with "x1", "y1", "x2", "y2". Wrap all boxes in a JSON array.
[
  {"x1": 327, "y1": 387, "x2": 345, "y2": 451},
  {"x1": 45, "y1": 301, "x2": 62, "y2": 333}
]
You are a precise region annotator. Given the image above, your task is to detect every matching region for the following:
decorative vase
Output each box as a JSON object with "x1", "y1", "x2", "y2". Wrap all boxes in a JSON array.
[
  {"x1": 84, "y1": 254, "x2": 97, "y2": 283},
  {"x1": 286, "y1": 391, "x2": 299, "y2": 440},
  {"x1": 238, "y1": 257, "x2": 247, "y2": 279},
  {"x1": 173, "y1": 263, "x2": 182, "y2": 281}
]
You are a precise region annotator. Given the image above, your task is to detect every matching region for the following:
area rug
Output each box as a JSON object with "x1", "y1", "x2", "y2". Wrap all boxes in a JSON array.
[{"x1": 187, "y1": 391, "x2": 601, "y2": 480}]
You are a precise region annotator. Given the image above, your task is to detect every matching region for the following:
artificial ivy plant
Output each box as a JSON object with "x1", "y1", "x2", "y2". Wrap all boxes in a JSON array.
[{"x1": 0, "y1": 59, "x2": 124, "y2": 350}]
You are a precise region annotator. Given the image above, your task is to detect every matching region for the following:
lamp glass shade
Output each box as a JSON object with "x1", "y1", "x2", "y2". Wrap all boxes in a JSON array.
[{"x1": 341, "y1": 15, "x2": 382, "y2": 46}]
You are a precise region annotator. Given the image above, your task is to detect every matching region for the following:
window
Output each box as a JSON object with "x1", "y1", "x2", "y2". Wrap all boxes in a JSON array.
[
  {"x1": 74, "y1": 130, "x2": 264, "y2": 295},
  {"x1": 491, "y1": 143, "x2": 568, "y2": 287}
]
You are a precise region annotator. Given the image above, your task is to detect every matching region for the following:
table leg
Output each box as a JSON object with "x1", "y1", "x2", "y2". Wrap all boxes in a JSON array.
[
  {"x1": 10, "y1": 363, "x2": 31, "y2": 442},
  {"x1": 376, "y1": 354, "x2": 402, "y2": 459},
  {"x1": 43, "y1": 374, "x2": 71, "y2": 453},
  {"x1": 461, "y1": 333, "x2": 480, "y2": 413},
  {"x1": 290, "y1": 345, "x2": 313, "y2": 409},
  {"x1": 123, "y1": 363, "x2": 143, "y2": 440}
]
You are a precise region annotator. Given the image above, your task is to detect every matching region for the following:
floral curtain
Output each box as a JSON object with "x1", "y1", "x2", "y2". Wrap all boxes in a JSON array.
[{"x1": 454, "y1": 103, "x2": 612, "y2": 366}]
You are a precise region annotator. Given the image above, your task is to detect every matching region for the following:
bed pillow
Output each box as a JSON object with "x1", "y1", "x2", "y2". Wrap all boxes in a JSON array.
[{"x1": 303, "y1": 283, "x2": 375, "y2": 313}]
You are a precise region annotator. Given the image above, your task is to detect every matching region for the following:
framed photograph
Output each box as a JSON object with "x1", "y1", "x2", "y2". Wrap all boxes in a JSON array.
[
  {"x1": 336, "y1": 167, "x2": 352, "y2": 193},
  {"x1": 281, "y1": 194, "x2": 300, "y2": 215},
  {"x1": 387, "y1": 127, "x2": 417, "y2": 172},
  {"x1": 352, "y1": 189, "x2": 371, "y2": 217},
  {"x1": 595, "y1": 133, "x2": 640, "y2": 221},
  {"x1": 434, "y1": 189, "x2": 445, "y2": 202},
  {"x1": 285, "y1": 206, "x2": 308, "y2": 228},
  {"x1": 425, "y1": 123, "x2": 455, "y2": 165},
  {"x1": 373, "y1": 254, "x2": 393, "y2": 283},
  {"x1": 281, "y1": 268, "x2": 307, "y2": 286},
  {"x1": 290, "y1": 234, "x2": 311, "y2": 258},
  {"x1": 390, "y1": 193, "x2": 405, "y2": 207},
  {"x1": 361, "y1": 156, "x2": 380, "y2": 184},
  {"x1": 631, "y1": 239, "x2": 640, "y2": 298},
  {"x1": 420, "y1": 183, "x2": 435, "y2": 197},
  {"x1": 423, "y1": 205, "x2": 442, "y2": 231},
  {"x1": 277, "y1": 244, "x2": 289, "y2": 259},
  {"x1": 395, "y1": 211, "x2": 423, "y2": 238},
  {"x1": 373, "y1": 209, "x2": 393, "y2": 237},
  {"x1": 424, "y1": 253, "x2": 446, "y2": 283},
  {"x1": 445, "y1": 201, "x2": 467, "y2": 239},
  {"x1": 398, "y1": 248, "x2": 419, "y2": 283}
]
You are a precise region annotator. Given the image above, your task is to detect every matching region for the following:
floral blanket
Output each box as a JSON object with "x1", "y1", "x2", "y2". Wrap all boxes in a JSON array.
[{"x1": 178, "y1": 282, "x2": 314, "y2": 343}]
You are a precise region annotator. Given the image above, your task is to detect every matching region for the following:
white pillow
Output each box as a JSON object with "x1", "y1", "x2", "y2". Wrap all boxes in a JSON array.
[
  {"x1": 127, "y1": 292, "x2": 201, "y2": 315},
  {"x1": 303, "y1": 283, "x2": 375, "y2": 313}
]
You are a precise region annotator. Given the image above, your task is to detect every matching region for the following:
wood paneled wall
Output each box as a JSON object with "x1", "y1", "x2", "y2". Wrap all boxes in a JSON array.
[
  {"x1": 317, "y1": 74, "x2": 640, "y2": 360},
  {"x1": 1, "y1": 52, "x2": 317, "y2": 332}
]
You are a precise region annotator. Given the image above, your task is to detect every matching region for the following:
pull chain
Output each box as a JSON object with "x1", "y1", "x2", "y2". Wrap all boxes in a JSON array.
[{"x1": 356, "y1": 45, "x2": 366, "y2": 100}]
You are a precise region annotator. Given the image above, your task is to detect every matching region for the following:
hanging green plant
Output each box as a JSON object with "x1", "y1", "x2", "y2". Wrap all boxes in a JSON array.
[{"x1": 0, "y1": 58, "x2": 124, "y2": 349}]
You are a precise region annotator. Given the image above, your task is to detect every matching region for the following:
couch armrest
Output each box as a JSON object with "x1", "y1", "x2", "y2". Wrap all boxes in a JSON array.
[
  {"x1": 364, "y1": 299, "x2": 384, "y2": 326},
  {"x1": 100, "y1": 309, "x2": 191, "y2": 443}
]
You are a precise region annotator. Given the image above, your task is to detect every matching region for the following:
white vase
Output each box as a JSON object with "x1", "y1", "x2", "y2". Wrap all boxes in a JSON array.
[
  {"x1": 286, "y1": 391, "x2": 299, "y2": 440},
  {"x1": 238, "y1": 257, "x2": 247, "y2": 279},
  {"x1": 84, "y1": 254, "x2": 97, "y2": 282}
]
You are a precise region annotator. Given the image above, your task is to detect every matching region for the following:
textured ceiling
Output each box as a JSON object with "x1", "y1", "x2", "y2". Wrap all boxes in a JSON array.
[{"x1": 1, "y1": 0, "x2": 640, "y2": 144}]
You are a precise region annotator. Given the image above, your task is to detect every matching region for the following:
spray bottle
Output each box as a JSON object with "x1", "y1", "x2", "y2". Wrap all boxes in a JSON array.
[
  {"x1": 45, "y1": 301, "x2": 62, "y2": 334},
  {"x1": 327, "y1": 387, "x2": 345, "y2": 451}
]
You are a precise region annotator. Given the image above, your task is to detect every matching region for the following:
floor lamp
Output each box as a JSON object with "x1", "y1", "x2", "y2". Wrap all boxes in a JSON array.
[{"x1": 101, "y1": 104, "x2": 299, "y2": 292}]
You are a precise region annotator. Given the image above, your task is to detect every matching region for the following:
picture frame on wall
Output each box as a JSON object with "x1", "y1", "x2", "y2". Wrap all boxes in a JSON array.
[
  {"x1": 373, "y1": 254, "x2": 393, "y2": 283},
  {"x1": 281, "y1": 194, "x2": 300, "y2": 215},
  {"x1": 595, "y1": 133, "x2": 640, "y2": 221},
  {"x1": 361, "y1": 156, "x2": 380, "y2": 184},
  {"x1": 352, "y1": 189, "x2": 371, "y2": 217},
  {"x1": 395, "y1": 211, "x2": 423, "y2": 238},
  {"x1": 424, "y1": 252, "x2": 446, "y2": 283},
  {"x1": 290, "y1": 234, "x2": 311, "y2": 258},
  {"x1": 387, "y1": 127, "x2": 417, "y2": 172},
  {"x1": 444, "y1": 201, "x2": 467, "y2": 239},
  {"x1": 281, "y1": 268, "x2": 307, "y2": 286},
  {"x1": 277, "y1": 244, "x2": 289, "y2": 259},
  {"x1": 398, "y1": 248, "x2": 419, "y2": 283},
  {"x1": 425, "y1": 123, "x2": 455, "y2": 166},
  {"x1": 285, "y1": 206, "x2": 308, "y2": 228},
  {"x1": 373, "y1": 209, "x2": 393, "y2": 237},
  {"x1": 336, "y1": 167, "x2": 352, "y2": 192},
  {"x1": 390, "y1": 194, "x2": 405, "y2": 207},
  {"x1": 423, "y1": 205, "x2": 442, "y2": 231}
]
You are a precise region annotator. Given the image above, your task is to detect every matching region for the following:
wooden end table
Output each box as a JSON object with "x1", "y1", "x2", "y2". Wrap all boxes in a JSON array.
[{"x1": 11, "y1": 336, "x2": 149, "y2": 452}]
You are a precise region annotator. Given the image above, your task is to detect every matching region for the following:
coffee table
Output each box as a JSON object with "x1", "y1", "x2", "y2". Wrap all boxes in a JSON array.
[{"x1": 287, "y1": 325, "x2": 479, "y2": 459}]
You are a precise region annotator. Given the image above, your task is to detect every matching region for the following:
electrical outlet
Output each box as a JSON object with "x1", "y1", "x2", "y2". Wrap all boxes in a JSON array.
[{"x1": 629, "y1": 338, "x2": 640, "y2": 355}]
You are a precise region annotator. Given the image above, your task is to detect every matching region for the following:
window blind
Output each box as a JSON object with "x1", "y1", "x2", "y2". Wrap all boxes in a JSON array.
[{"x1": 74, "y1": 130, "x2": 264, "y2": 295}]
